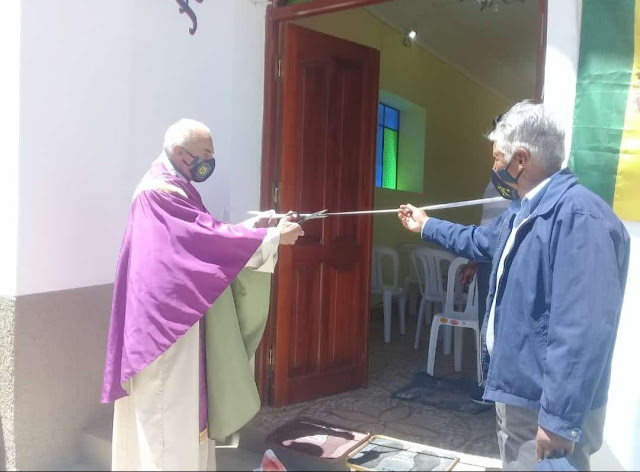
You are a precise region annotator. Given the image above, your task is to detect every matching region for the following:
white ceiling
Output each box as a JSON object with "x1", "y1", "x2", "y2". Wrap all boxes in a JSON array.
[{"x1": 366, "y1": 0, "x2": 539, "y2": 102}]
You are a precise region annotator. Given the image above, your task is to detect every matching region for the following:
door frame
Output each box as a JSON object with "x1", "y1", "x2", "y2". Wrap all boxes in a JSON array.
[{"x1": 256, "y1": 0, "x2": 549, "y2": 404}]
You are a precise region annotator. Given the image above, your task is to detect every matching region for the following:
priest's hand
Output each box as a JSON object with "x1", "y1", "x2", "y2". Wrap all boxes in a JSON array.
[
  {"x1": 278, "y1": 216, "x2": 304, "y2": 245},
  {"x1": 398, "y1": 204, "x2": 429, "y2": 233},
  {"x1": 253, "y1": 209, "x2": 279, "y2": 228}
]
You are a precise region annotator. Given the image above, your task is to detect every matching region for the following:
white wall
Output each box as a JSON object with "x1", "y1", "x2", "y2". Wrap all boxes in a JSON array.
[
  {"x1": 543, "y1": 0, "x2": 582, "y2": 162},
  {"x1": 16, "y1": 0, "x2": 268, "y2": 296},
  {"x1": 592, "y1": 222, "x2": 640, "y2": 471},
  {"x1": 0, "y1": 1, "x2": 21, "y2": 297}
]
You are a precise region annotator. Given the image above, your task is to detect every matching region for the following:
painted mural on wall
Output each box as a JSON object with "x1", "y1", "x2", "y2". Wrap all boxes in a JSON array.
[{"x1": 176, "y1": 0, "x2": 204, "y2": 35}]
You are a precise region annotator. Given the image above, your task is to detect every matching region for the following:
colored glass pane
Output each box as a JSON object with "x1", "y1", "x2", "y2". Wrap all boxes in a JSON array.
[
  {"x1": 378, "y1": 103, "x2": 384, "y2": 126},
  {"x1": 384, "y1": 106, "x2": 399, "y2": 130},
  {"x1": 383, "y1": 128, "x2": 398, "y2": 189},
  {"x1": 376, "y1": 125, "x2": 384, "y2": 187}
]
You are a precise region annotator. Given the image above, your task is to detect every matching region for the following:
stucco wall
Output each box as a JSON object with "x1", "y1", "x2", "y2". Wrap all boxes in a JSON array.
[
  {"x1": 0, "y1": 297, "x2": 16, "y2": 471},
  {"x1": 13, "y1": 286, "x2": 114, "y2": 470},
  {"x1": 16, "y1": 0, "x2": 267, "y2": 297}
]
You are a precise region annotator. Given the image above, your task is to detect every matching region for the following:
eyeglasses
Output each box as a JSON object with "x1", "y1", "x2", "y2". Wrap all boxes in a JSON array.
[
  {"x1": 182, "y1": 147, "x2": 199, "y2": 165},
  {"x1": 492, "y1": 113, "x2": 505, "y2": 130}
]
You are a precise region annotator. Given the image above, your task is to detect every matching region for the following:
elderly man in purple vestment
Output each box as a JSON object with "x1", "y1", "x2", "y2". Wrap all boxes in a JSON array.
[{"x1": 100, "y1": 119, "x2": 303, "y2": 471}]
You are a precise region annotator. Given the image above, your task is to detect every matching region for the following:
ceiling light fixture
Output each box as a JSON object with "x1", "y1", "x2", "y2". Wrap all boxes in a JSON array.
[
  {"x1": 403, "y1": 29, "x2": 417, "y2": 47},
  {"x1": 461, "y1": 0, "x2": 527, "y2": 13}
]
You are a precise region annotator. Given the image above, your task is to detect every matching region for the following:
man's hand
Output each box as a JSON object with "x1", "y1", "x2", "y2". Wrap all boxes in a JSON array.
[
  {"x1": 536, "y1": 426, "x2": 575, "y2": 462},
  {"x1": 398, "y1": 204, "x2": 429, "y2": 233},
  {"x1": 253, "y1": 209, "x2": 279, "y2": 228},
  {"x1": 278, "y1": 216, "x2": 304, "y2": 245},
  {"x1": 459, "y1": 261, "x2": 478, "y2": 286}
]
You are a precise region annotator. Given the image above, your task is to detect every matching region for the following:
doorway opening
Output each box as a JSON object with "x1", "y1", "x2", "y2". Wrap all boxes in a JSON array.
[{"x1": 252, "y1": 0, "x2": 545, "y2": 462}]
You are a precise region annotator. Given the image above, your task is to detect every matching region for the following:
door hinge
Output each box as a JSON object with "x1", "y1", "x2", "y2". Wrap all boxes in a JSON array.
[
  {"x1": 268, "y1": 347, "x2": 274, "y2": 367},
  {"x1": 277, "y1": 58, "x2": 282, "y2": 79},
  {"x1": 273, "y1": 186, "x2": 280, "y2": 207}
]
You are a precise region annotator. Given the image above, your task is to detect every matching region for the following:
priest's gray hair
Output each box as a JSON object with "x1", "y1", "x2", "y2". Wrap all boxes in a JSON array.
[
  {"x1": 163, "y1": 119, "x2": 211, "y2": 157},
  {"x1": 488, "y1": 101, "x2": 565, "y2": 174}
]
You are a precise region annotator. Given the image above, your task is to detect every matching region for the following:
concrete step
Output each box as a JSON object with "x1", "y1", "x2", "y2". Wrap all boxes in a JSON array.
[
  {"x1": 216, "y1": 445, "x2": 263, "y2": 471},
  {"x1": 79, "y1": 410, "x2": 113, "y2": 471},
  {"x1": 59, "y1": 462, "x2": 104, "y2": 471}
]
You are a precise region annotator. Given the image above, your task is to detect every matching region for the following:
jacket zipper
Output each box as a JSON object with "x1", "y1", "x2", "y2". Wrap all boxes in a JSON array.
[{"x1": 482, "y1": 213, "x2": 538, "y2": 388}]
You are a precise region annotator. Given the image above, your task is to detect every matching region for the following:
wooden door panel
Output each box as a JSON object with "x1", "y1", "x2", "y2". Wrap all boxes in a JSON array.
[
  {"x1": 325, "y1": 265, "x2": 359, "y2": 367},
  {"x1": 290, "y1": 264, "x2": 322, "y2": 376},
  {"x1": 272, "y1": 24, "x2": 379, "y2": 406}
]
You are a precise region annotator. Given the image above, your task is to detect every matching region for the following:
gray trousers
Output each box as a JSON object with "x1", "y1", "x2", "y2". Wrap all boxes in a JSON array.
[{"x1": 495, "y1": 402, "x2": 606, "y2": 471}]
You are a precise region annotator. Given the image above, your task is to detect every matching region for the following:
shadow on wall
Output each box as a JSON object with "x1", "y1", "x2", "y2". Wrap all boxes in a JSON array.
[{"x1": 13, "y1": 284, "x2": 113, "y2": 470}]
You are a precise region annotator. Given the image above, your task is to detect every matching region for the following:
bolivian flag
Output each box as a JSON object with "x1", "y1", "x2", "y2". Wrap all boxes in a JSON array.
[{"x1": 569, "y1": 0, "x2": 640, "y2": 221}]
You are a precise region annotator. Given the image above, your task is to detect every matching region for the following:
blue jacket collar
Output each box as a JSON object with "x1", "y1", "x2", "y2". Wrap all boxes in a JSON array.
[{"x1": 525, "y1": 168, "x2": 578, "y2": 218}]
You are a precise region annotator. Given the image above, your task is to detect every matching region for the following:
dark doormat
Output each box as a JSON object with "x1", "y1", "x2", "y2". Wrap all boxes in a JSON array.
[
  {"x1": 392, "y1": 372, "x2": 493, "y2": 415},
  {"x1": 265, "y1": 417, "x2": 370, "y2": 462}
]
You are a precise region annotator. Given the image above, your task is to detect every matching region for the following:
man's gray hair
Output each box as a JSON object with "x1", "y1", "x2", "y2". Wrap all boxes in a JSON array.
[
  {"x1": 163, "y1": 119, "x2": 211, "y2": 157},
  {"x1": 488, "y1": 101, "x2": 565, "y2": 174}
]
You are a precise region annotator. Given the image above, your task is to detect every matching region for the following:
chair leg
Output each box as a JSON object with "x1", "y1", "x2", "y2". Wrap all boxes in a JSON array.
[
  {"x1": 474, "y1": 324, "x2": 482, "y2": 384},
  {"x1": 454, "y1": 327, "x2": 463, "y2": 372},
  {"x1": 398, "y1": 295, "x2": 406, "y2": 335},
  {"x1": 443, "y1": 325, "x2": 452, "y2": 355},
  {"x1": 409, "y1": 293, "x2": 418, "y2": 317},
  {"x1": 414, "y1": 297, "x2": 427, "y2": 349},
  {"x1": 383, "y1": 291, "x2": 392, "y2": 343},
  {"x1": 426, "y1": 319, "x2": 441, "y2": 376}
]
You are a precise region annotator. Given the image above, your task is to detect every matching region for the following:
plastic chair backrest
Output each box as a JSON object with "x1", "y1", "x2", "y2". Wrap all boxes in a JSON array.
[
  {"x1": 371, "y1": 245, "x2": 400, "y2": 291},
  {"x1": 411, "y1": 247, "x2": 455, "y2": 303},
  {"x1": 443, "y1": 257, "x2": 478, "y2": 320}
]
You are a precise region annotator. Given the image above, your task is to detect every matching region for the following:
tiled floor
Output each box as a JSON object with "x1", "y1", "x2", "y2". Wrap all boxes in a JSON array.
[{"x1": 244, "y1": 307, "x2": 502, "y2": 469}]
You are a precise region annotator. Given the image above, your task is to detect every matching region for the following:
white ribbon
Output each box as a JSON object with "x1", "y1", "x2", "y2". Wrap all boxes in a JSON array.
[{"x1": 247, "y1": 196, "x2": 505, "y2": 219}]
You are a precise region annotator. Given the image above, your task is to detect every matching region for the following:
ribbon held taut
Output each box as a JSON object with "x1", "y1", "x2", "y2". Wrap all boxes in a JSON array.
[{"x1": 247, "y1": 196, "x2": 506, "y2": 222}]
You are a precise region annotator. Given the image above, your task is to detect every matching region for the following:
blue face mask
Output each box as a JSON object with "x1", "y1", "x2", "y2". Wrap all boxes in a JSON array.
[
  {"x1": 183, "y1": 148, "x2": 216, "y2": 183},
  {"x1": 491, "y1": 158, "x2": 522, "y2": 200}
]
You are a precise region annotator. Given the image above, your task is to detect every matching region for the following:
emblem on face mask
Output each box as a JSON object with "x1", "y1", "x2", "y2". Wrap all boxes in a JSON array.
[
  {"x1": 190, "y1": 158, "x2": 215, "y2": 183},
  {"x1": 491, "y1": 169, "x2": 519, "y2": 200}
]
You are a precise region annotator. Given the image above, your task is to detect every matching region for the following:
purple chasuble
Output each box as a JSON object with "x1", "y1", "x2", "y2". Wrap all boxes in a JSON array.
[{"x1": 101, "y1": 159, "x2": 267, "y2": 409}]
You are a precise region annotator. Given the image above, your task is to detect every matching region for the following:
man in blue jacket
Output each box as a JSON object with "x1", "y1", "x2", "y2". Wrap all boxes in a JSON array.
[{"x1": 398, "y1": 101, "x2": 630, "y2": 470}]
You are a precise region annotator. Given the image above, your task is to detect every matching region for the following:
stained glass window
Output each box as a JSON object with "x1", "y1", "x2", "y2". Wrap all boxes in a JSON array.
[{"x1": 376, "y1": 103, "x2": 399, "y2": 189}]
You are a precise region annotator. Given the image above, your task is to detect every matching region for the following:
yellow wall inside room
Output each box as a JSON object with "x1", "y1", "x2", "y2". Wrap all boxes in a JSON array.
[{"x1": 294, "y1": 8, "x2": 511, "y2": 275}]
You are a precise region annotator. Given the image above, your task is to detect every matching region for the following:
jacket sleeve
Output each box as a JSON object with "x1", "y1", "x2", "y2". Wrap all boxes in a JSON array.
[
  {"x1": 420, "y1": 212, "x2": 507, "y2": 262},
  {"x1": 538, "y1": 211, "x2": 624, "y2": 442}
]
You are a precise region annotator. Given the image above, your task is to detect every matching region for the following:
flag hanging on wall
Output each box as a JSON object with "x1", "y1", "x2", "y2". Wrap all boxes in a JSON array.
[{"x1": 569, "y1": 0, "x2": 640, "y2": 221}]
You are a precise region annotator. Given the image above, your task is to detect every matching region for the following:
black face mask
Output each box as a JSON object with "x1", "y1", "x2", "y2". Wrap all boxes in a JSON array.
[
  {"x1": 491, "y1": 158, "x2": 523, "y2": 200},
  {"x1": 183, "y1": 149, "x2": 215, "y2": 183}
]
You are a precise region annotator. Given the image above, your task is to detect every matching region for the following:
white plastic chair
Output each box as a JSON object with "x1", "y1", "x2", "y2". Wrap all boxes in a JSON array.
[
  {"x1": 398, "y1": 243, "x2": 423, "y2": 316},
  {"x1": 371, "y1": 245, "x2": 406, "y2": 343},
  {"x1": 426, "y1": 257, "x2": 482, "y2": 383},
  {"x1": 411, "y1": 247, "x2": 457, "y2": 349}
]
